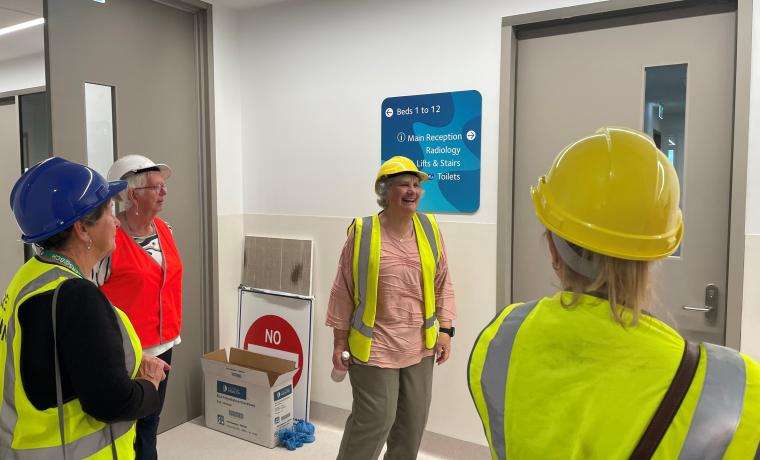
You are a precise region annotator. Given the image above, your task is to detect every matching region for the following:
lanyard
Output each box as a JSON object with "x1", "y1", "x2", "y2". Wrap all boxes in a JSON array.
[{"x1": 41, "y1": 251, "x2": 85, "y2": 279}]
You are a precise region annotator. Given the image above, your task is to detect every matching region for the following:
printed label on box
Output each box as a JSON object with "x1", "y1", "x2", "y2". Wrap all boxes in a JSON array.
[
  {"x1": 217, "y1": 380, "x2": 247, "y2": 400},
  {"x1": 274, "y1": 385, "x2": 292, "y2": 402}
]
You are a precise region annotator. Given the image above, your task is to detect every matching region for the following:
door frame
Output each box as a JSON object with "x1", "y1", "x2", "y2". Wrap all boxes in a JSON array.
[
  {"x1": 496, "y1": 0, "x2": 751, "y2": 349},
  {"x1": 152, "y1": 0, "x2": 219, "y2": 354},
  {"x1": 0, "y1": 86, "x2": 46, "y2": 100},
  {"x1": 43, "y1": 0, "x2": 219, "y2": 352}
]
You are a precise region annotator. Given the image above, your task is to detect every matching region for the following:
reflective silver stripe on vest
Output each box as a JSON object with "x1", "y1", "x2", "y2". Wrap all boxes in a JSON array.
[
  {"x1": 416, "y1": 213, "x2": 439, "y2": 262},
  {"x1": 5, "y1": 420, "x2": 133, "y2": 460},
  {"x1": 1, "y1": 267, "x2": 134, "y2": 459},
  {"x1": 417, "y1": 213, "x2": 438, "y2": 328},
  {"x1": 114, "y1": 307, "x2": 137, "y2": 378},
  {"x1": 480, "y1": 300, "x2": 539, "y2": 460},
  {"x1": 679, "y1": 343, "x2": 745, "y2": 460},
  {"x1": 351, "y1": 217, "x2": 374, "y2": 338}
]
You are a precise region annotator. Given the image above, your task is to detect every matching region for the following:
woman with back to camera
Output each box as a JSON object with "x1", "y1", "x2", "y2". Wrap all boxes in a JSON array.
[{"x1": 468, "y1": 127, "x2": 760, "y2": 459}]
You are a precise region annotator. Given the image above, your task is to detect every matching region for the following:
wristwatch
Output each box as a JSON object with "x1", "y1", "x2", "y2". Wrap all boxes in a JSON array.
[{"x1": 439, "y1": 326, "x2": 455, "y2": 338}]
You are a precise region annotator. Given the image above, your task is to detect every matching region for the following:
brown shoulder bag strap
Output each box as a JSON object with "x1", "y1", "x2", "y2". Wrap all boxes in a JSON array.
[{"x1": 630, "y1": 340, "x2": 701, "y2": 460}]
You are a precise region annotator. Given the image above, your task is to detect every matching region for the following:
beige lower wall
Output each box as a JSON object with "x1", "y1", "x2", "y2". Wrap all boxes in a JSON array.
[
  {"x1": 216, "y1": 214, "x2": 244, "y2": 350},
  {"x1": 224, "y1": 213, "x2": 497, "y2": 445},
  {"x1": 742, "y1": 234, "x2": 760, "y2": 361}
]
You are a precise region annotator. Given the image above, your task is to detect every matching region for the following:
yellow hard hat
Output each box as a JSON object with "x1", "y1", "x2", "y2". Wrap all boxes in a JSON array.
[
  {"x1": 376, "y1": 156, "x2": 429, "y2": 186},
  {"x1": 531, "y1": 127, "x2": 683, "y2": 261}
]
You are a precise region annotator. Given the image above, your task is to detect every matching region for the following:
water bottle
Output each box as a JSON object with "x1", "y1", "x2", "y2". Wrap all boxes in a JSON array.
[{"x1": 331, "y1": 351, "x2": 350, "y2": 382}]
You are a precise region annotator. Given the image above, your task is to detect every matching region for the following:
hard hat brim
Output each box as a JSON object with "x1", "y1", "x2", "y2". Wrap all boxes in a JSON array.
[
  {"x1": 380, "y1": 170, "x2": 429, "y2": 182},
  {"x1": 531, "y1": 180, "x2": 683, "y2": 261},
  {"x1": 123, "y1": 164, "x2": 172, "y2": 181}
]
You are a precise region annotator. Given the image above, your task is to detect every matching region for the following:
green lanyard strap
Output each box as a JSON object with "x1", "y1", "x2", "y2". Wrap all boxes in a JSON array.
[{"x1": 41, "y1": 251, "x2": 85, "y2": 279}]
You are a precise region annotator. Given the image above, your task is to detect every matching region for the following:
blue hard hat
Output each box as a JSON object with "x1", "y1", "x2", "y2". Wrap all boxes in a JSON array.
[{"x1": 10, "y1": 157, "x2": 127, "y2": 243}]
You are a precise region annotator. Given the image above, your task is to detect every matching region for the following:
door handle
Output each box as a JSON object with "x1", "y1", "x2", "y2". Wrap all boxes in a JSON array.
[{"x1": 681, "y1": 283, "x2": 718, "y2": 322}]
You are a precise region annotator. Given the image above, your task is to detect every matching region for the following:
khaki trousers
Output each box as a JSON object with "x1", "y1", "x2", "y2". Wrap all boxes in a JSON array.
[{"x1": 337, "y1": 357, "x2": 434, "y2": 460}]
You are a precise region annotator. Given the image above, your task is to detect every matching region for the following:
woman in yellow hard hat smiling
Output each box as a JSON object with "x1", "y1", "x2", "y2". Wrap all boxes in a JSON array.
[
  {"x1": 468, "y1": 127, "x2": 759, "y2": 459},
  {"x1": 327, "y1": 155, "x2": 457, "y2": 459}
]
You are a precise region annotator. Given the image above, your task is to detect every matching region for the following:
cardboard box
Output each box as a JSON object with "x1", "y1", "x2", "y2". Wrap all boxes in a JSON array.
[{"x1": 201, "y1": 348, "x2": 297, "y2": 448}]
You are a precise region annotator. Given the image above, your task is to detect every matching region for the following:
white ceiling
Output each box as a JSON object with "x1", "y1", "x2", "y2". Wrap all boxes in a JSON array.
[
  {"x1": 0, "y1": 0, "x2": 44, "y2": 63},
  {"x1": 0, "y1": 0, "x2": 293, "y2": 64},
  {"x1": 0, "y1": 0, "x2": 42, "y2": 26},
  {"x1": 210, "y1": 0, "x2": 295, "y2": 10}
]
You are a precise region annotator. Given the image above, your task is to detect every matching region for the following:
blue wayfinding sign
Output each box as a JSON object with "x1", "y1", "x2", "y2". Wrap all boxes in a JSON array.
[{"x1": 382, "y1": 90, "x2": 482, "y2": 213}]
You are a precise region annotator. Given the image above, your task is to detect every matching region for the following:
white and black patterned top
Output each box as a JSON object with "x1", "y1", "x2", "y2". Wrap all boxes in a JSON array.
[{"x1": 93, "y1": 232, "x2": 164, "y2": 285}]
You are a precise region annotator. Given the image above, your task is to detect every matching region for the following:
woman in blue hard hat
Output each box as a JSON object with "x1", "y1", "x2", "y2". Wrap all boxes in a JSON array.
[{"x1": 0, "y1": 157, "x2": 169, "y2": 459}]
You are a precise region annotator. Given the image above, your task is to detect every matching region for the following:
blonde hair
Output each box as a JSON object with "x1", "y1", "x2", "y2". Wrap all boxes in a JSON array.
[{"x1": 549, "y1": 233, "x2": 653, "y2": 326}]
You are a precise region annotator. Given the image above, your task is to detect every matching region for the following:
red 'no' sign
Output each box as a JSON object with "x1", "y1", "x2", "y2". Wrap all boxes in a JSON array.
[{"x1": 243, "y1": 315, "x2": 304, "y2": 387}]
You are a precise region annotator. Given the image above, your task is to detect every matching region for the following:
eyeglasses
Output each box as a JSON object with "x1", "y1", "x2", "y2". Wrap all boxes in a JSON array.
[{"x1": 134, "y1": 184, "x2": 168, "y2": 193}]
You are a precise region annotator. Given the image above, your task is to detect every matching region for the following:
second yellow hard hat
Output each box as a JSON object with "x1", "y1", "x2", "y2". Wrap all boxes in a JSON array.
[
  {"x1": 531, "y1": 127, "x2": 683, "y2": 261},
  {"x1": 376, "y1": 156, "x2": 429, "y2": 186}
]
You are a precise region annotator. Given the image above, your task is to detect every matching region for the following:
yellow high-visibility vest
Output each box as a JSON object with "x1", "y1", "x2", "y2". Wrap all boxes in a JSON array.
[
  {"x1": 348, "y1": 213, "x2": 442, "y2": 362},
  {"x1": 468, "y1": 292, "x2": 760, "y2": 459},
  {"x1": 0, "y1": 257, "x2": 142, "y2": 459}
]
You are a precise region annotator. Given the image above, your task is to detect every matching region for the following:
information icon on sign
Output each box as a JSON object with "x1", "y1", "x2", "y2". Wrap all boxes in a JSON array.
[
  {"x1": 466, "y1": 130, "x2": 477, "y2": 141},
  {"x1": 385, "y1": 107, "x2": 394, "y2": 118}
]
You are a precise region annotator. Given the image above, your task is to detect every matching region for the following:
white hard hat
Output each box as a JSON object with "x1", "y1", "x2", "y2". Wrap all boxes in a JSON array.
[{"x1": 107, "y1": 154, "x2": 172, "y2": 182}]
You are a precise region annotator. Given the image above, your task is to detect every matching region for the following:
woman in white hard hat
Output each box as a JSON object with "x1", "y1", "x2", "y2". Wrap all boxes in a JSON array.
[
  {"x1": 468, "y1": 127, "x2": 760, "y2": 459},
  {"x1": 93, "y1": 154, "x2": 184, "y2": 460},
  {"x1": 327, "y1": 156, "x2": 457, "y2": 460}
]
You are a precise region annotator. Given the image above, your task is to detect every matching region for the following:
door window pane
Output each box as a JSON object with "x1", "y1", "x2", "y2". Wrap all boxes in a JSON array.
[
  {"x1": 643, "y1": 64, "x2": 686, "y2": 189},
  {"x1": 19, "y1": 91, "x2": 52, "y2": 171},
  {"x1": 643, "y1": 64, "x2": 687, "y2": 256},
  {"x1": 84, "y1": 83, "x2": 116, "y2": 178},
  {"x1": 19, "y1": 91, "x2": 52, "y2": 262}
]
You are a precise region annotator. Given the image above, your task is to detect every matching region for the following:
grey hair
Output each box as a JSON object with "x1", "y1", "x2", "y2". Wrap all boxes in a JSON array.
[
  {"x1": 115, "y1": 172, "x2": 149, "y2": 211},
  {"x1": 375, "y1": 178, "x2": 391, "y2": 208},
  {"x1": 375, "y1": 173, "x2": 423, "y2": 208}
]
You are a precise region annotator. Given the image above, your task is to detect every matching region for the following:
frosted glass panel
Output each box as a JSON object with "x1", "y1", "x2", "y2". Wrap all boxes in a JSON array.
[
  {"x1": 84, "y1": 83, "x2": 115, "y2": 177},
  {"x1": 643, "y1": 64, "x2": 686, "y2": 257},
  {"x1": 643, "y1": 64, "x2": 686, "y2": 189}
]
